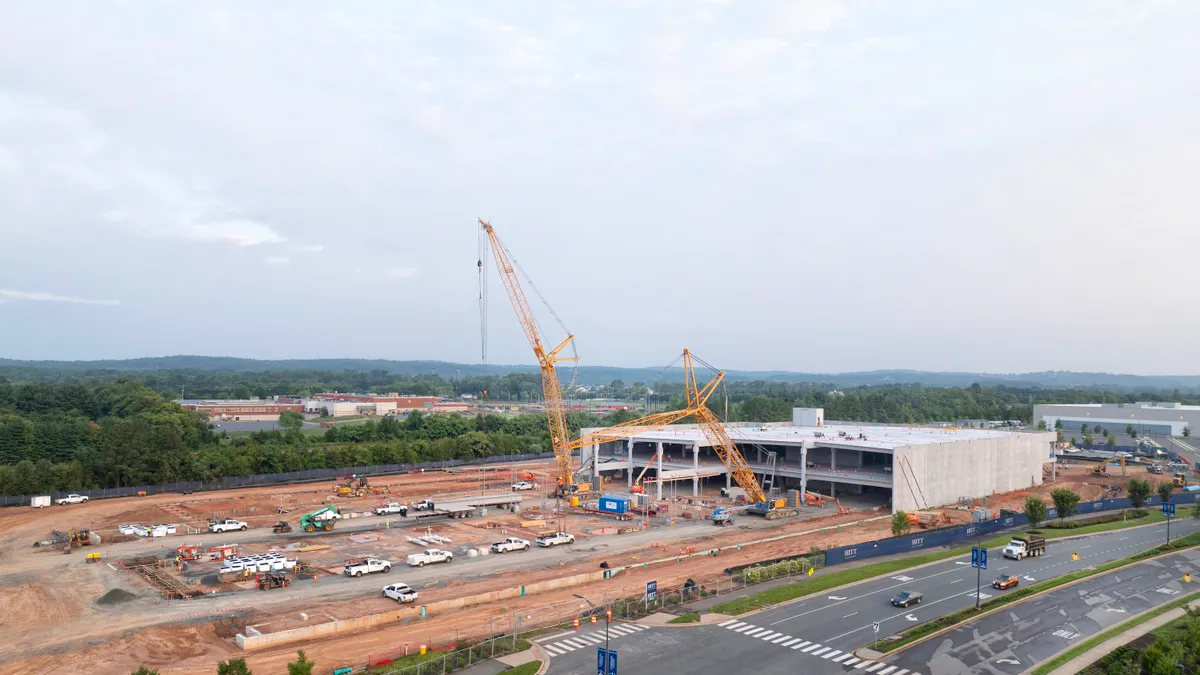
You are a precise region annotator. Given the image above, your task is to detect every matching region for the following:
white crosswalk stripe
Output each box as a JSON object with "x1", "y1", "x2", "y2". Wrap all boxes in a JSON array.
[
  {"x1": 822, "y1": 650, "x2": 842, "y2": 660},
  {"x1": 735, "y1": 625, "x2": 756, "y2": 633},
  {"x1": 544, "y1": 645, "x2": 565, "y2": 656},
  {"x1": 771, "y1": 635, "x2": 792, "y2": 644},
  {"x1": 855, "y1": 660, "x2": 872, "y2": 669},
  {"x1": 745, "y1": 628, "x2": 768, "y2": 637},
  {"x1": 758, "y1": 631, "x2": 780, "y2": 640},
  {"x1": 866, "y1": 664, "x2": 886, "y2": 672},
  {"x1": 792, "y1": 641, "x2": 811, "y2": 650},
  {"x1": 802, "y1": 643, "x2": 822, "y2": 653},
  {"x1": 878, "y1": 667, "x2": 897, "y2": 675},
  {"x1": 630, "y1": 624, "x2": 650, "y2": 631},
  {"x1": 555, "y1": 641, "x2": 578, "y2": 651},
  {"x1": 579, "y1": 635, "x2": 603, "y2": 645},
  {"x1": 843, "y1": 658, "x2": 860, "y2": 666},
  {"x1": 811, "y1": 647, "x2": 832, "y2": 657},
  {"x1": 833, "y1": 654, "x2": 853, "y2": 663},
  {"x1": 893, "y1": 669, "x2": 910, "y2": 675},
  {"x1": 725, "y1": 621, "x2": 746, "y2": 630},
  {"x1": 718, "y1": 619, "x2": 738, "y2": 628},
  {"x1": 781, "y1": 638, "x2": 801, "y2": 647}
]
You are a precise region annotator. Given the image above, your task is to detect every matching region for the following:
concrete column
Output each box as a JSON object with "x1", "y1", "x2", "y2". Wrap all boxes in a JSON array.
[
  {"x1": 627, "y1": 441, "x2": 634, "y2": 488},
  {"x1": 856, "y1": 450, "x2": 864, "y2": 469},
  {"x1": 830, "y1": 483, "x2": 836, "y2": 498},
  {"x1": 831, "y1": 448, "x2": 837, "y2": 471},
  {"x1": 800, "y1": 441, "x2": 809, "y2": 496},
  {"x1": 656, "y1": 442, "x2": 663, "y2": 500},
  {"x1": 725, "y1": 471, "x2": 732, "y2": 490},
  {"x1": 692, "y1": 443, "x2": 700, "y2": 497}
]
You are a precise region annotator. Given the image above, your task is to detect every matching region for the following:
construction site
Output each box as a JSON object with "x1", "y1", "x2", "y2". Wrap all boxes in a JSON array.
[{"x1": 0, "y1": 220, "x2": 1163, "y2": 674}]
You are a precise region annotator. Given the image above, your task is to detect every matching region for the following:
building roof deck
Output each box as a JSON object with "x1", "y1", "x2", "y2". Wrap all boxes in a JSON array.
[{"x1": 625, "y1": 423, "x2": 1021, "y2": 451}]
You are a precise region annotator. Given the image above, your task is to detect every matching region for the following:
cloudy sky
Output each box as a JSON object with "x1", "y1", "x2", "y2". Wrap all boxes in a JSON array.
[{"x1": 1, "y1": 1, "x2": 1197, "y2": 374}]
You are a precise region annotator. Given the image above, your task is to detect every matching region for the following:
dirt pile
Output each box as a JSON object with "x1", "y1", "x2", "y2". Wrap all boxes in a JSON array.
[{"x1": 96, "y1": 588, "x2": 136, "y2": 606}]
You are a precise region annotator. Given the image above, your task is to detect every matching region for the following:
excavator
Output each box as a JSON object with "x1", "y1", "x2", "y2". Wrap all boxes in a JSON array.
[
  {"x1": 1091, "y1": 456, "x2": 1126, "y2": 476},
  {"x1": 479, "y1": 220, "x2": 736, "y2": 497}
]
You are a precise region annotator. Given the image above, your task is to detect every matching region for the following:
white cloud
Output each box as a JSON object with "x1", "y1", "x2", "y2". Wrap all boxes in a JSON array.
[
  {"x1": 383, "y1": 267, "x2": 418, "y2": 280},
  {"x1": 0, "y1": 91, "x2": 283, "y2": 247},
  {"x1": 296, "y1": 244, "x2": 325, "y2": 253},
  {"x1": 264, "y1": 256, "x2": 290, "y2": 264},
  {"x1": 0, "y1": 288, "x2": 119, "y2": 305}
]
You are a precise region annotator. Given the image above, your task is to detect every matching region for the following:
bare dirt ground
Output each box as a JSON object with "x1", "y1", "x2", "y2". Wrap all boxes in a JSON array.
[{"x1": 0, "y1": 458, "x2": 1133, "y2": 675}]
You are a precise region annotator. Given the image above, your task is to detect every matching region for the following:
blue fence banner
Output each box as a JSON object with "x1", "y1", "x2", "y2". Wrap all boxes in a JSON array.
[{"x1": 822, "y1": 493, "x2": 1197, "y2": 568}]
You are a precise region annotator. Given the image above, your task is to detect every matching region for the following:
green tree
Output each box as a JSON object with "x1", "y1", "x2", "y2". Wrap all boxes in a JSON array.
[
  {"x1": 1082, "y1": 431, "x2": 1094, "y2": 445},
  {"x1": 1157, "y1": 481, "x2": 1174, "y2": 506},
  {"x1": 891, "y1": 511, "x2": 911, "y2": 536},
  {"x1": 1036, "y1": 420, "x2": 1046, "y2": 431},
  {"x1": 1127, "y1": 478, "x2": 1152, "y2": 512},
  {"x1": 1023, "y1": 497, "x2": 1047, "y2": 530},
  {"x1": 1193, "y1": 503, "x2": 1200, "y2": 520},
  {"x1": 1140, "y1": 638, "x2": 1184, "y2": 675},
  {"x1": 287, "y1": 650, "x2": 314, "y2": 675},
  {"x1": 278, "y1": 410, "x2": 304, "y2": 432},
  {"x1": 1070, "y1": 437, "x2": 1077, "y2": 446},
  {"x1": 1051, "y1": 488, "x2": 1081, "y2": 522},
  {"x1": 216, "y1": 658, "x2": 252, "y2": 675},
  {"x1": 1184, "y1": 426, "x2": 1192, "y2": 438},
  {"x1": 1054, "y1": 419, "x2": 1063, "y2": 430},
  {"x1": 1080, "y1": 423, "x2": 1089, "y2": 435},
  {"x1": 1056, "y1": 430, "x2": 1064, "y2": 443},
  {"x1": 1101, "y1": 427, "x2": 1109, "y2": 437},
  {"x1": 1126, "y1": 424, "x2": 1137, "y2": 439},
  {"x1": 1105, "y1": 434, "x2": 1116, "y2": 448},
  {"x1": 131, "y1": 667, "x2": 160, "y2": 675}
]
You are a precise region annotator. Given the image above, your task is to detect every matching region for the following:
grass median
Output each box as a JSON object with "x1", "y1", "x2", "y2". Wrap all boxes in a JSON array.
[
  {"x1": 873, "y1": 531, "x2": 1200, "y2": 654},
  {"x1": 667, "y1": 613, "x2": 700, "y2": 624},
  {"x1": 1030, "y1": 591, "x2": 1200, "y2": 675},
  {"x1": 504, "y1": 662, "x2": 543, "y2": 675},
  {"x1": 709, "y1": 510, "x2": 1174, "y2": 616}
]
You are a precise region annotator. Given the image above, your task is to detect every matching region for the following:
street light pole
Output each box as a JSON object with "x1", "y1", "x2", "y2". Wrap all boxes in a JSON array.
[
  {"x1": 574, "y1": 594, "x2": 609, "y2": 660},
  {"x1": 975, "y1": 532, "x2": 983, "y2": 610}
]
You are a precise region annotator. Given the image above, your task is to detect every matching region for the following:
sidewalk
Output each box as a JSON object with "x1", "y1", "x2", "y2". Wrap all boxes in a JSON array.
[{"x1": 1045, "y1": 599, "x2": 1200, "y2": 675}]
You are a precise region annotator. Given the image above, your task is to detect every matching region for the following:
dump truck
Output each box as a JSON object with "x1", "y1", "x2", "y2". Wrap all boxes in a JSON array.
[{"x1": 1002, "y1": 535, "x2": 1045, "y2": 560}]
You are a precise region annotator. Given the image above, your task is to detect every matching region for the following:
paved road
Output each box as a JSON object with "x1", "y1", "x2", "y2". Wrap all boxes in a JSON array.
[
  {"x1": 884, "y1": 547, "x2": 1200, "y2": 675},
  {"x1": 544, "y1": 519, "x2": 1200, "y2": 675}
]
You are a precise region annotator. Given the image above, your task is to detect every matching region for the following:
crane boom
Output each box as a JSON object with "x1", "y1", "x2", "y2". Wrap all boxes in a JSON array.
[
  {"x1": 479, "y1": 219, "x2": 578, "y2": 493},
  {"x1": 682, "y1": 349, "x2": 768, "y2": 505}
]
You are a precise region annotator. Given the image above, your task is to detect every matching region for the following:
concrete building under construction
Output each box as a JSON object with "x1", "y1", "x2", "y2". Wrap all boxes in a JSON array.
[{"x1": 581, "y1": 409, "x2": 1056, "y2": 513}]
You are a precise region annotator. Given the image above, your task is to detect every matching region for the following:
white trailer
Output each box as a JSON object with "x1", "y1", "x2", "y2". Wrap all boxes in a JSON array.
[{"x1": 31, "y1": 495, "x2": 51, "y2": 508}]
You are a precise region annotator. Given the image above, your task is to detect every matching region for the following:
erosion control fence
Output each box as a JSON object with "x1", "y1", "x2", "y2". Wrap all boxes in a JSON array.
[
  {"x1": 0, "y1": 452, "x2": 557, "y2": 507},
  {"x1": 823, "y1": 493, "x2": 1199, "y2": 566}
]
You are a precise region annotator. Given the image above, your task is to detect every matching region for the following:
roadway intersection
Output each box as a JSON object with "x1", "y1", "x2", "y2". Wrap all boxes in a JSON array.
[{"x1": 543, "y1": 517, "x2": 1200, "y2": 675}]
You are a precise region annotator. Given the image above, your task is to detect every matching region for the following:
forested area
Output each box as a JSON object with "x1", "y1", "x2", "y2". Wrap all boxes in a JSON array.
[{"x1": 3, "y1": 368, "x2": 1197, "y2": 497}]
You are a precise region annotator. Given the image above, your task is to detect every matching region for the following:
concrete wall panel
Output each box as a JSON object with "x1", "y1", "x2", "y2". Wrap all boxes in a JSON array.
[{"x1": 891, "y1": 432, "x2": 1054, "y2": 513}]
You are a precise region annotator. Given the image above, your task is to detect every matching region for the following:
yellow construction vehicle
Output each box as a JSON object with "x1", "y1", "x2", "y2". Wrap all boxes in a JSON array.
[
  {"x1": 333, "y1": 475, "x2": 368, "y2": 497},
  {"x1": 1091, "y1": 456, "x2": 1126, "y2": 476}
]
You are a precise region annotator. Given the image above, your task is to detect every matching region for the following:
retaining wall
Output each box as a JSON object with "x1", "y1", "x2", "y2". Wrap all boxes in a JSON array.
[{"x1": 236, "y1": 571, "x2": 606, "y2": 651}]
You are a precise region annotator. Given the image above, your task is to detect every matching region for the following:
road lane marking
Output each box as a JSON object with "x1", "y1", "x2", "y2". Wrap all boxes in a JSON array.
[
  {"x1": 770, "y1": 634, "x2": 792, "y2": 643},
  {"x1": 744, "y1": 628, "x2": 767, "y2": 637},
  {"x1": 893, "y1": 669, "x2": 909, "y2": 675},
  {"x1": 879, "y1": 667, "x2": 897, "y2": 675},
  {"x1": 759, "y1": 631, "x2": 780, "y2": 640},
  {"x1": 811, "y1": 647, "x2": 832, "y2": 656},
  {"x1": 734, "y1": 625, "x2": 756, "y2": 633},
  {"x1": 866, "y1": 663, "x2": 886, "y2": 672},
  {"x1": 781, "y1": 638, "x2": 800, "y2": 646},
  {"x1": 843, "y1": 612, "x2": 858, "y2": 618},
  {"x1": 822, "y1": 650, "x2": 842, "y2": 659},
  {"x1": 792, "y1": 641, "x2": 811, "y2": 650},
  {"x1": 950, "y1": 579, "x2": 963, "y2": 583},
  {"x1": 564, "y1": 638, "x2": 591, "y2": 648},
  {"x1": 769, "y1": 565, "x2": 969, "y2": 625},
  {"x1": 844, "y1": 658, "x2": 860, "y2": 666},
  {"x1": 718, "y1": 619, "x2": 738, "y2": 627},
  {"x1": 544, "y1": 646, "x2": 564, "y2": 656},
  {"x1": 802, "y1": 643, "x2": 822, "y2": 653},
  {"x1": 855, "y1": 660, "x2": 872, "y2": 669},
  {"x1": 834, "y1": 654, "x2": 854, "y2": 663},
  {"x1": 826, "y1": 585, "x2": 988, "y2": 641},
  {"x1": 555, "y1": 641, "x2": 577, "y2": 651},
  {"x1": 630, "y1": 624, "x2": 650, "y2": 631}
]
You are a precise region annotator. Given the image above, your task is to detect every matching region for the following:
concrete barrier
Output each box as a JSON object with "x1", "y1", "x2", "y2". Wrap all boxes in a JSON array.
[{"x1": 237, "y1": 570, "x2": 607, "y2": 651}]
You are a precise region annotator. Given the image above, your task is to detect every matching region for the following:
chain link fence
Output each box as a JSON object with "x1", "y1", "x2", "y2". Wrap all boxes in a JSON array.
[{"x1": 0, "y1": 452, "x2": 556, "y2": 507}]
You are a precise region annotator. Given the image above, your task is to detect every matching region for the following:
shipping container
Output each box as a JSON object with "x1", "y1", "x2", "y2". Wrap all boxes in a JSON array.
[{"x1": 597, "y1": 496, "x2": 631, "y2": 514}]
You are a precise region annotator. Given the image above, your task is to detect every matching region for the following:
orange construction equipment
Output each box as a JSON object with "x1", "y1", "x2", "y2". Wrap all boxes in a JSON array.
[
  {"x1": 175, "y1": 545, "x2": 204, "y2": 561},
  {"x1": 208, "y1": 544, "x2": 238, "y2": 561},
  {"x1": 803, "y1": 492, "x2": 826, "y2": 507}
]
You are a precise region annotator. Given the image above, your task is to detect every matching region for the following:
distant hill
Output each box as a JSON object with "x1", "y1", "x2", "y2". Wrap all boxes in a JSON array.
[{"x1": 2, "y1": 356, "x2": 1199, "y2": 391}]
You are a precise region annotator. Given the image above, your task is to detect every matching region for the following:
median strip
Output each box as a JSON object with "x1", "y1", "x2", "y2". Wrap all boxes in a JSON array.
[{"x1": 871, "y1": 532, "x2": 1200, "y2": 654}]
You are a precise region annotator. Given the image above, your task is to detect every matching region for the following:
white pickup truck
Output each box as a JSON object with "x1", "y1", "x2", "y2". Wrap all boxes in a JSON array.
[
  {"x1": 56, "y1": 494, "x2": 89, "y2": 505},
  {"x1": 536, "y1": 532, "x2": 575, "y2": 547},
  {"x1": 382, "y1": 583, "x2": 419, "y2": 603},
  {"x1": 208, "y1": 518, "x2": 248, "y2": 533},
  {"x1": 407, "y1": 549, "x2": 454, "y2": 567},
  {"x1": 344, "y1": 558, "x2": 392, "y2": 577},
  {"x1": 491, "y1": 537, "x2": 531, "y2": 553},
  {"x1": 411, "y1": 500, "x2": 434, "y2": 511},
  {"x1": 511, "y1": 481, "x2": 537, "y2": 491},
  {"x1": 372, "y1": 502, "x2": 408, "y2": 517}
]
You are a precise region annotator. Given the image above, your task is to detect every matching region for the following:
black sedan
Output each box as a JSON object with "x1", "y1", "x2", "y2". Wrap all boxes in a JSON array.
[{"x1": 891, "y1": 591, "x2": 923, "y2": 607}]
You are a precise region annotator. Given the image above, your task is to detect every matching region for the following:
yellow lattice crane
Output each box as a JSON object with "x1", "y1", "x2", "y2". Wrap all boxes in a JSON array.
[{"x1": 479, "y1": 221, "x2": 730, "y2": 496}]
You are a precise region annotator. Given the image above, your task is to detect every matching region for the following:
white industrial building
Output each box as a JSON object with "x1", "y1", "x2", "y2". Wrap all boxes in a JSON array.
[
  {"x1": 581, "y1": 408, "x2": 1056, "y2": 514},
  {"x1": 303, "y1": 399, "x2": 398, "y2": 417},
  {"x1": 1034, "y1": 402, "x2": 1200, "y2": 437}
]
